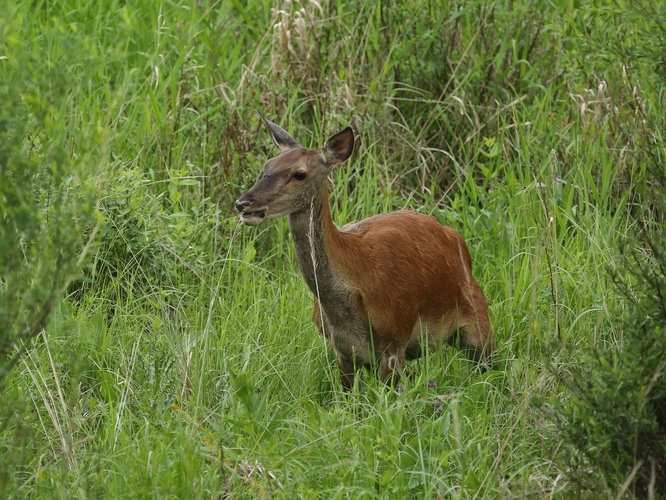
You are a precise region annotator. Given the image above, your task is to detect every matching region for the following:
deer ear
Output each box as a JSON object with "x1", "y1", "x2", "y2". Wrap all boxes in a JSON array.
[
  {"x1": 323, "y1": 127, "x2": 354, "y2": 166},
  {"x1": 259, "y1": 113, "x2": 300, "y2": 152}
]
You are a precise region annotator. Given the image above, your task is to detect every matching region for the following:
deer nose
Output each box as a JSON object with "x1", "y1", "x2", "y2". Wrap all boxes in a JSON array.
[{"x1": 235, "y1": 198, "x2": 251, "y2": 213}]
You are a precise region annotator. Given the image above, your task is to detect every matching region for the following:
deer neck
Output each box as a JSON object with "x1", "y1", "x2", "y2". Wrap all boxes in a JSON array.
[{"x1": 288, "y1": 183, "x2": 353, "y2": 308}]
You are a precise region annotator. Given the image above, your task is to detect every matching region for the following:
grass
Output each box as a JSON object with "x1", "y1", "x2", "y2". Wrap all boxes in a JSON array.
[{"x1": 1, "y1": 0, "x2": 664, "y2": 498}]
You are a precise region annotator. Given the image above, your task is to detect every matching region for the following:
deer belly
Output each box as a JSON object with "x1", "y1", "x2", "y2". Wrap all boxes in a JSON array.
[{"x1": 408, "y1": 313, "x2": 458, "y2": 351}]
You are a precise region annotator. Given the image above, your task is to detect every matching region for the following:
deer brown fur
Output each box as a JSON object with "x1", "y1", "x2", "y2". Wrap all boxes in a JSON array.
[{"x1": 236, "y1": 116, "x2": 494, "y2": 390}]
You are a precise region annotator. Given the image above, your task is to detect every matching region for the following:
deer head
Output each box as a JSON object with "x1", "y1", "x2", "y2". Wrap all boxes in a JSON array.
[{"x1": 235, "y1": 115, "x2": 354, "y2": 225}]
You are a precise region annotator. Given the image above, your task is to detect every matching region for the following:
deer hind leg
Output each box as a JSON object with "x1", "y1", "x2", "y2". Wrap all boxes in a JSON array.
[
  {"x1": 448, "y1": 282, "x2": 495, "y2": 363},
  {"x1": 453, "y1": 309, "x2": 494, "y2": 363}
]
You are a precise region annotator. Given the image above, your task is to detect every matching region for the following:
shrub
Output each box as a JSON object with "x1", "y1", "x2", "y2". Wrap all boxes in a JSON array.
[
  {"x1": 0, "y1": 19, "x2": 100, "y2": 383},
  {"x1": 550, "y1": 195, "x2": 666, "y2": 496},
  {"x1": 544, "y1": 2, "x2": 666, "y2": 496}
]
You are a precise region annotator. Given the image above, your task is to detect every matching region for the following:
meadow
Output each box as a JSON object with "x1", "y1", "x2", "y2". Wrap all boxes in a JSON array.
[{"x1": 1, "y1": 0, "x2": 665, "y2": 498}]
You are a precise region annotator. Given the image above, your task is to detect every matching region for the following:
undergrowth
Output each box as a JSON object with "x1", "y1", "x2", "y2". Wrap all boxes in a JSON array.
[{"x1": 1, "y1": 0, "x2": 665, "y2": 498}]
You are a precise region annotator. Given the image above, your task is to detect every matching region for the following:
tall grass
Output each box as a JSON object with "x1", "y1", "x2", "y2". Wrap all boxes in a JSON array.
[{"x1": 1, "y1": 0, "x2": 664, "y2": 498}]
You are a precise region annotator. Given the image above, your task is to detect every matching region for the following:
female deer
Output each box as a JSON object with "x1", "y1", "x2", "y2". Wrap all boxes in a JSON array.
[{"x1": 235, "y1": 116, "x2": 494, "y2": 390}]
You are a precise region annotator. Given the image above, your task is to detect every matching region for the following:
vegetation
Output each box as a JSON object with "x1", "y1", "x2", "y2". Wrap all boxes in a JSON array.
[{"x1": 0, "y1": 0, "x2": 664, "y2": 497}]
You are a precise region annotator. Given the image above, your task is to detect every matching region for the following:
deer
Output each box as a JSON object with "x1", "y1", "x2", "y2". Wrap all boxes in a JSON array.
[{"x1": 235, "y1": 115, "x2": 494, "y2": 390}]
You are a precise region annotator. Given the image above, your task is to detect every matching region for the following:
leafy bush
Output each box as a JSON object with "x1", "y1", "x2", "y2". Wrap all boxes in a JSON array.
[
  {"x1": 0, "y1": 15, "x2": 100, "y2": 383},
  {"x1": 543, "y1": 2, "x2": 666, "y2": 496},
  {"x1": 550, "y1": 193, "x2": 666, "y2": 496}
]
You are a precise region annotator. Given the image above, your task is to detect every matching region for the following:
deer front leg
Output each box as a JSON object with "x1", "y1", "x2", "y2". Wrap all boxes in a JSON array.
[
  {"x1": 379, "y1": 344, "x2": 406, "y2": 387},
  {"x1": 337, "y1": 356, "x2": 357, "y2": 391},
  {"x1": 313, "y1": 298, "x2": 324, "y2": 337}
]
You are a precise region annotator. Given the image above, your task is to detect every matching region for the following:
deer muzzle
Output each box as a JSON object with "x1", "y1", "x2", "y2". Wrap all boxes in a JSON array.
[{"x1": 235, "y1": 196, "x2": 267, "y2": 225}]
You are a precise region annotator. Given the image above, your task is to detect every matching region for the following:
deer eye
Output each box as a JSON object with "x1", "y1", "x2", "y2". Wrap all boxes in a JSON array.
[{"x1": 293, "y1": 171, "x2": 307, "y2": 181}]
